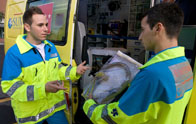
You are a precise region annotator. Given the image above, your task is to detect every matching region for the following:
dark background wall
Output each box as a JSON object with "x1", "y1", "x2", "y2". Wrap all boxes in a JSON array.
[{"x1": 0, "y1": 44, "x2": 4, "y2": 78}]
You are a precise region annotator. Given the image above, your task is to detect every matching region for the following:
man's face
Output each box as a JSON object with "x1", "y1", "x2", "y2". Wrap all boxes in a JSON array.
[
  {"x1": 27, "y1": 14, "x2": 48, "y2": 42},
  {"x1": 139, "y1": 16, "x2": 155, "y2": 51}
]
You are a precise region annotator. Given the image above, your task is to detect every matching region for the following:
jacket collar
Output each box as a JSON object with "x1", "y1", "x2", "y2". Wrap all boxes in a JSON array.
[
  {"x1": 140, "y1": 47, "x2": 185, "y2": 69},
  {"x1": 16, "y1": 34, "x2": 52, "y2": 54}
]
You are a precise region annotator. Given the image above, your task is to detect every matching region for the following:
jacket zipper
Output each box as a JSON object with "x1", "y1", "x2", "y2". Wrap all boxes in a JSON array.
[{"x1": 34, "y1": 48, "x2": 45, "y2": 63}]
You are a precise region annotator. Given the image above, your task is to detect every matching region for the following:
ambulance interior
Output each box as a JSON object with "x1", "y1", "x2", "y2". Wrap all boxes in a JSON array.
[{"x1": 75, "y1": 0, "x2": 196, "y2": 89}]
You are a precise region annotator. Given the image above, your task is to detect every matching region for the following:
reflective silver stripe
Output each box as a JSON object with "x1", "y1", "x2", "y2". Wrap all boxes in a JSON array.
[
  {"x1": 18, "y1": 100, "x2": 66, "y2": 123},
  {"x1": 27, "y1": 85, "x2": 34, "y2": 101},
  {"x1": 101, "y1": 105, "x2": 117, "y2": 124},
  {"x1": 87, "y1": 104, "x2": 98, "y2": 118},
  {"x1": 169, "y1": 61, "x2": 193, "y2": 98},
  {"x1": 58, "y1": 63, "x2": 64, "y2": 69},
  {"x1": 65, "y1": 66, "x2": 72, "y2": 78},
  {"x1": 6, "y1": 81, "x2": 24, "y2": 96}
]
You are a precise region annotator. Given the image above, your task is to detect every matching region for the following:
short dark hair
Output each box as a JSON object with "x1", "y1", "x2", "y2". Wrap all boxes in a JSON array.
[
  {"x1": 23, "y1": 6, "x2": 44, "y2": 25},
  {"x1": 144, "y1": 3, "x2": 184, "y2": 38}
]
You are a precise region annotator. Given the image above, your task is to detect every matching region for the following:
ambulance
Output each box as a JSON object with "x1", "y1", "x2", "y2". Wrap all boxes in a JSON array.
[{"x1": 4, "y1": 0, "x2": 196, "y2": 123}]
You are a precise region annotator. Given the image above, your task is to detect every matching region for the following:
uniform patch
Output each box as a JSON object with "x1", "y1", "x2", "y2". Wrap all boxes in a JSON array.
[
  {"x1": 111, "y1": 108, "x2": 118, "y2": 117},
  {"x1": 50, "y1": 53, "x2": 57, "y2": 57}
]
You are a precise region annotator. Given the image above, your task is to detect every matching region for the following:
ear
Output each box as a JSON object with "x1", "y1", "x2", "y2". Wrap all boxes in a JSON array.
[
  {"x1": 24, "y1": 23, "x2": 31, "y2": 32},
  {"x1": 154, "y1": 22, "x2": 163, "y2": 32}
]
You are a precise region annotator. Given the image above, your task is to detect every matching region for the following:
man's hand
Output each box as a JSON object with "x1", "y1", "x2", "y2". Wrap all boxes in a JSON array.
[
  {"x1": 77, "y1": 61, "x2": 90, "y2": 75},
  {"x1": 45, "y1": 80, "x2": 66, "y2": 93}
]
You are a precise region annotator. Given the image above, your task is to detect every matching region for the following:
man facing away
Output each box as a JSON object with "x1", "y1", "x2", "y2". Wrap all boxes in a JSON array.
[
  {"x1": 83, "y1": 3, "x2": 193, "y2": 124},
  {"x1": 1, "y1": 7, "x2": 89, "y2": 124}
]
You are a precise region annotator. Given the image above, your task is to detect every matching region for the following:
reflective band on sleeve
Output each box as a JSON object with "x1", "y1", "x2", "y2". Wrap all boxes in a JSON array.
[
  {"x1": 87, "y1": 104, "x2": 98, "y2": 118},
  {"x1": 6, "y1": 81, "x2": 24, "y2": 96},
  {"x1": 58, "y1": 63, "x2": 64, "y2": 69},
  {"x1": 18, "y1": 99, "x2": 66, "y2": 123},
  {"x1": 27, "y1": 85, "x2": 34, "y2": 101},
  {"x1": 65, "y1": 66, "x2": 72, "y2": 77},
  {"x1": 101, "y1": 105, "x2": 117, "y2": 124}
]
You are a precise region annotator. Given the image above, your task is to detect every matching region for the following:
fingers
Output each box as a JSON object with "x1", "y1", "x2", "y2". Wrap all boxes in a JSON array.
[
  {"x1": 61, "y1": 81, "x2": 65, "y2": 87},
  {"x1": 52, "y1": 81, "x2": 66, "y2": 90},
  {"x1": 46, "y1": 80, "x2": 66, "y2": 93},
  {"x1": 52, "y1": 84, "x2": 66, "y2": 90},
  {"x1": 60, "y1": 82, "x2": 67, "y2": 91},
  {"x1": 81, "y1": 66, "x2": 91, "y2": 73},
  {"x1": 77, "y1": 68, "x2": 86, "y2": 75},
  {"x1": 77, "y1": 61, "x2": 91, "y2": 75},
  {"x1": 80, "y1": 61, "x2": 86, "y2": 66}
]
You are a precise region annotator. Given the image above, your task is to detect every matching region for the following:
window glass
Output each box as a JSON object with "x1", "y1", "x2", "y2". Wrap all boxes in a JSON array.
[{"x1": 29, "y1": 0, "x2": 70, "y2": 45}]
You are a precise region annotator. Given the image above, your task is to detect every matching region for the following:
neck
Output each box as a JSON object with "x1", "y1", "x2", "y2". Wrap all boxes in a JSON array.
[
  {"x1": 26, "y1": 34, "x2": 42, "y2": 45},
  {"x1": 154, "y1": 37, "x2": 178, "y2": 53}
]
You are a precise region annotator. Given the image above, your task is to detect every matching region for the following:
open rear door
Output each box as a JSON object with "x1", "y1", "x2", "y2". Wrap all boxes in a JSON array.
[{"x1": 4, "y1": 0, "x2": 27, "y2": 53}]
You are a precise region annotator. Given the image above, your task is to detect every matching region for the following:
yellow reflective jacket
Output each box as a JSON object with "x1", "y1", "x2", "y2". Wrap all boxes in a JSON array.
[
  {"x1": 1, "y1": 34, "x2": 80, "y2": 124},
  {"x1": 83, "y1": 47, "x2": 193, "y2": 124}
]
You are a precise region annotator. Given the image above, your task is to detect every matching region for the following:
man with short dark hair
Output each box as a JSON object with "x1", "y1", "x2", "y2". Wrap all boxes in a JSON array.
[
  {"x1": 1, "y1": 6, "x2": 89, "y2": 124},
  {"x1": 83, "y1": 3, "x2": 193, "y2": 124}
]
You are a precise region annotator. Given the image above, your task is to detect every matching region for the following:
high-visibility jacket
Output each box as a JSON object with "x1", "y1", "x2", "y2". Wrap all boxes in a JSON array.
[
  {"x1": 1, "y1": 34, "x2": 80, "y2": 124},
  {"x1": 83, "y1": 46, "x2": 193, "y2": 124}
]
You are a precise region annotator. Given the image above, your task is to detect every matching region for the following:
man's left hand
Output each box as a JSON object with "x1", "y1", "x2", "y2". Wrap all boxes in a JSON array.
[{"x1": 76, "y1": 61, "x2": 90, "y2": 75}]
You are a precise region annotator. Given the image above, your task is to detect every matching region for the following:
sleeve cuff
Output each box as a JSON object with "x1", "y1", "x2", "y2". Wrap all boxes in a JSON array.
[
  {"x1": 83, "y1": 99, "x2": 97, "y2": 114},
  {"x1": 70, "y1": 66, "x2": 81, "y2": 81}
]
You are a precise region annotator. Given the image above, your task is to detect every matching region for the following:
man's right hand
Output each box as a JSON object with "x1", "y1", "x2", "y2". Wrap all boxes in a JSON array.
[{"x1": 45, "y1": 80, "x2": 66, "y2": 93}]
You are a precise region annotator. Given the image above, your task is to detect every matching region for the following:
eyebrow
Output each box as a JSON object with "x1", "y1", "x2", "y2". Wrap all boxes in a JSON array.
[{"x1": 37, "y1": 22, "x2": 48, "y2": 25}]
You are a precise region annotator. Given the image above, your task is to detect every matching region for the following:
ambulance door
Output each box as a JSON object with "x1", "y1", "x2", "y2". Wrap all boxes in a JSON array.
[
  {"x1": 4, "y1": 0, "x2": 28, "y2": 53},
  {"x1": 182, "y1": 26, "x2": 196, "y2": 124}
]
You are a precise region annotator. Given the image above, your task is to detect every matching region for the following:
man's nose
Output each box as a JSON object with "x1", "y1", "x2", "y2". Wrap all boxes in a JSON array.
[{"x1": 43, "y1": 25, "x2": 48, "y2": 32}]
